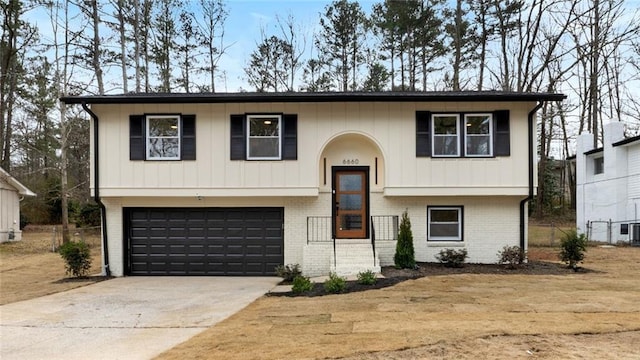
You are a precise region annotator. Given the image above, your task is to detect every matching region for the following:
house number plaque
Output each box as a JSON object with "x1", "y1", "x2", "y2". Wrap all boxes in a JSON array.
[{"x1": 342, "y1": 159, "x2": 359, "y2": 165}]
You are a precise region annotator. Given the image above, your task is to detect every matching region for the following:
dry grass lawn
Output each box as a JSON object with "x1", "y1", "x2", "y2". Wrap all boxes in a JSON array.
[
  {"x1": 0, "y1": 228, "x2": 104, "y2": 305},
  {"x1": 157, "y1": 246, "x2": 640, "y2": 360},
  {"x1": 3, "y1": 226, "x2": 640, "y2": 359}
]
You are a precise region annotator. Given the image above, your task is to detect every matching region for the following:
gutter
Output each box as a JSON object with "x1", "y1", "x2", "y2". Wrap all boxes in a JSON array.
[
  {"x1": 520, "y1": 102, "x2": 544, "y2": 252},
  {"x1": 82, "y1": 103, "x2": 111, "y2": 277}
]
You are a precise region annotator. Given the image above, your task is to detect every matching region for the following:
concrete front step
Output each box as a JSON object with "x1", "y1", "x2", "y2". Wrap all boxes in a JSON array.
[{"x1": 332, "y1": 241, "x2": 381, "y2": 276}]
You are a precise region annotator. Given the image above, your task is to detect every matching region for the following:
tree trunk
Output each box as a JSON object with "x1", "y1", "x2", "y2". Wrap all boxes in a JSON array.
[{"x1": 590, "y1": 0, "x2": 600, "y2": 148}]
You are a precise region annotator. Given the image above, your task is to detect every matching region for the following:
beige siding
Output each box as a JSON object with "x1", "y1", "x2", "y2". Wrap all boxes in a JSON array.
[
  {"x1": 0, "y1": 184, "x2": 21, "y2": 242},
  {"x1": 92, "y1": 101, "x2": 535, "y2": 197}
]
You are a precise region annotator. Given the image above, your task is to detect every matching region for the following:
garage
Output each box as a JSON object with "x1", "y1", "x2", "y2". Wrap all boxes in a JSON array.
[{"x1": 124, "y1": 207, "x2": 284, "y2": 276}]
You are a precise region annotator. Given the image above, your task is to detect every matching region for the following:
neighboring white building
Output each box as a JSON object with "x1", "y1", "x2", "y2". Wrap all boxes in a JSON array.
[
  {"x1": 61, "y1": 92, "x2": 564, "y2": 277},
  {"x1": 0, "y1": 167, "x2": 36, "y2": 242},
  {"x1": 576, "y1": 122, "x2": 640, "y2": 244}
]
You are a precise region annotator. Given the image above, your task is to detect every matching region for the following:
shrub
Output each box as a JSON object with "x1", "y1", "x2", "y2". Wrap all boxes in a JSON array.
[
  {"x1": 275, "y1": 263, "x2": 302, "y2": 282},
  {"x1": 291, "y1": 275, "x2": 314, "y2": 293},
  {"x1": 357, "y1": 270, "x2": 377, "y2": 285},
  {"x1": 394, "y1": 210, "x2": 416, "y2": 269},
  {"x1": 75, "y1": 202, "x2": 102, "y2": 227},
  {"x1": 59, "y1": 241, "x2": 92, "y2": 277},
  {"x1": 497, "y1": 245, "x2": 526, "y2": 269},
  {"x1": 435, "y1": 248, "x2": 468, "y2": 268},
  {"x1": 323, "y1": 272, "x2": 346, "y2": 294},
  {"x1": 559, "y1": 230, "x2": 587, "y2": 271}
]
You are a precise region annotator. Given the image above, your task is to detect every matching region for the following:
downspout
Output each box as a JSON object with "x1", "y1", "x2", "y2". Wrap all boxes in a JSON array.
[
  {"x1": 82, "y1": 102, "x2": 111, "y2": 277},
  {"x1": 520, "y1": 101, "x2": 544, "y2": 252}
]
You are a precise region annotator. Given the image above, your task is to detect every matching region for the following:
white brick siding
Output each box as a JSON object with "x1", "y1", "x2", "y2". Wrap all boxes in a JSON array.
[{"x1": 100, "y1": 193, "x2": 523, "y2": 277}]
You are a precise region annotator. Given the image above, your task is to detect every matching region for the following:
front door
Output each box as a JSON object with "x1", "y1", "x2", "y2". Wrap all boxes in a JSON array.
[{"x1": 333, "y1": 167, "x2": 369, "y2": 239}]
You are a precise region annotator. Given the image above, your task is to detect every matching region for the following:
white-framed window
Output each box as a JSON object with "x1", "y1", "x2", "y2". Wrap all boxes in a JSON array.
[
  {"x1": 427, "y1": 206, "x2": 463, "y2": 241},
  {"x1": 464, "y1": 113, "x2": 493, "y2": 156},
  {"x1": 432, "y1": 114, "x2": 460, "y2": 157},
  {"x1": 146, "y1": 115, "x2": 180, "y2": 160},
  {"x1": 247, "y1": 114, "x2": 281, "y2": 160}
]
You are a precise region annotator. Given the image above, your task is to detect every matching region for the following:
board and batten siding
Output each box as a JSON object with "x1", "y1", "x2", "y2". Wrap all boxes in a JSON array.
[
  {"x1": 90, "y1": 101, "x2": 536, "y2": 198},
  {"x1": 628, "y1": 144, "x2": 640, "y2": 199}
]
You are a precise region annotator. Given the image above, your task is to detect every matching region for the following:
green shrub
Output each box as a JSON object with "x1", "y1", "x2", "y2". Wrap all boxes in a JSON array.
[
  {"x1": 291, "y1": 275, "x2": 313, "y2": 293},
  {"x1": 275, "y1": 263, "x2": 302, "y2": 282},
  {"x1": 559, "y1": 230, "x2": 587, "y2": 271},
  {"x1": 58, "y1": 241, "x2": 92, "y2": 277},
  {"x1": 323, "y1": 272, "x2": 346, "y2": 294},
  {"x1": 497, "y1": 245, "x2": 526, "y2": 269},
  {"x1": 75, "y1": 202, "x2": 102, "y2": 227},
  {"x1": 435, "y1": 248, "x2": 468, "y2": 268},
  {"x1": 357, "y1": 270, "x2": 377, "y2": 285},
  {"x1": 394, "y1": 210, "x2": 416, "y2": 269}
]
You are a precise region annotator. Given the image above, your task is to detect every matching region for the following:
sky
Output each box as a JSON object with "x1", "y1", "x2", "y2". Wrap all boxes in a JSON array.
[
  {"x1": 24, "y1": 0, "x2": 379, "y2": 93},
  {"x1": 214, "y1": 0, "x2": 377, "y2": 91}
]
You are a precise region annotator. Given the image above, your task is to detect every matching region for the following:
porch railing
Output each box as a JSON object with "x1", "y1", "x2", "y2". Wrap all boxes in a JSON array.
[
  {"x1": 371, "y1": 215, "x2": 399, "y2": 241},
  {"x1": 306, "y1": 216, "x2": 332, "y2": 244},
  {"x1": 307, "y1": 215, "x2": 399, "y2": 270}
]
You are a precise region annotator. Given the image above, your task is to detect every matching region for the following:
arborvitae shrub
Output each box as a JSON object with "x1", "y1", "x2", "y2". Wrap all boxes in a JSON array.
[{"x1": 394, "y1": 210, "x2": 416, "y2": 269}]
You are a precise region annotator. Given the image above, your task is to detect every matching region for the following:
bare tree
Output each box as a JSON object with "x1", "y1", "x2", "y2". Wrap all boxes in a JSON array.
[{"x1": 196, "y1": 0, "x2": 229, "y2": 92}]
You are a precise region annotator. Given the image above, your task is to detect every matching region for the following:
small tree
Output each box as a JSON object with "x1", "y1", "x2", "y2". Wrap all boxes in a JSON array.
[
  {"x1": 59, "y1": 241, "x2": 92, "y2": 277},
  {"x1": 394, "y1": 210, "x2": 416, "y2": 269},
  {"x1": 559, "y1": 229, "x2": 587, "y2": 271}
]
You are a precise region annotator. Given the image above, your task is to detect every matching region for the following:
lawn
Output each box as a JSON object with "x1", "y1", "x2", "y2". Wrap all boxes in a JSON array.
[
  {"x1": 157, "y1": 245, "x2": 640, "y2": 359},
  {"x1": 3, "y1": 225, "x2": 640, "y2": 359},
  {"x1": 0, "y1": 227, "x2": 104, "y2": 305}
]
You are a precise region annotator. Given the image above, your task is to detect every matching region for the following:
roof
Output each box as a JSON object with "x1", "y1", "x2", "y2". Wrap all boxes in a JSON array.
[
  {"x1": 584, "y1": 148, "x2": 604, "y2": 156},
  {"x1": 0, "y1": 167, "x2": 36, "y2": 196},
  {"x1": 612, "y1": 134, "x2": 640, "y2": 147},
  {"x1": 60, "y1": 91, "x2": 567, "y2": 105}
]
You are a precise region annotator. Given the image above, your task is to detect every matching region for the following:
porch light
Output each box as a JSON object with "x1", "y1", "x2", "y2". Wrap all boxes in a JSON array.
[{"x1": 264, "y1": 120, "x2": 272, "y2": 125}]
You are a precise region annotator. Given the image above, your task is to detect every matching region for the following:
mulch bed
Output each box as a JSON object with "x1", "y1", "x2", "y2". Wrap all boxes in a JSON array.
[{"x1": 269, "y1": 261, "x2": 583, "y2": 297}]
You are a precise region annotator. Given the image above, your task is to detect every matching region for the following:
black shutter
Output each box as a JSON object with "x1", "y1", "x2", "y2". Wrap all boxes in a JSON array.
[
  {"x1": 494, "y1": 110, "x2": 510, "y2": 156},
  {"x1": 130, "y1": 115, "x2": 145, "y2": 160},
  {"x1": 230, "y1": 114, "x2": 246, "y2": 160},
  {"x1": 416, "y1": 111, "x2": 431, "y2": 157},
  {"x1": 181, "y1": 115, "x2": 196, "y2": 160},
  {"x1": 282, "y1": 114, "x2": 297, "y2": 160}
]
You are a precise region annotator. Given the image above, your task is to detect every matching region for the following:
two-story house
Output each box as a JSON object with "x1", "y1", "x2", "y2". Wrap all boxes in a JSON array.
[
  {"x1": 576, "y1": 122, "x2": 640, "y2": 244},
  {"x1": 61, "y1": 92, "x2": 564, "y2": 277}
]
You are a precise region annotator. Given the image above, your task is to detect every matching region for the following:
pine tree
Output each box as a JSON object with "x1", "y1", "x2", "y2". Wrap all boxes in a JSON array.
[{"x1": 394, "y1": 210, "x2": 416, "y2": 269}]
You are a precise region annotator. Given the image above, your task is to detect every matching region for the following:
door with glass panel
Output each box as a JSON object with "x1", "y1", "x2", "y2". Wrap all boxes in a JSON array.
[{"x1": 333, "y1": 168, "x2": 369, "y2": 239}]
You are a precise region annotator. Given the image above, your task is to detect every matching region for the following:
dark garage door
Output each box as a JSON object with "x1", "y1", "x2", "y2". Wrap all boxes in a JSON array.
[{"x1": 125, "y1": 207, "x2": 284, "y2": 276}]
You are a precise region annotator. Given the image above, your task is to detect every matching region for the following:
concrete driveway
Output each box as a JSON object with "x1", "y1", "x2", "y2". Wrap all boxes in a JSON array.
[{"x1": 0, "y1": 277, "x2": 280, "y2": 360}]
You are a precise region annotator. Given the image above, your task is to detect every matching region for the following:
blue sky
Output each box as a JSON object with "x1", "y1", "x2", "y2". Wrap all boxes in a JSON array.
[{"x1": 218, "y1": 0, "x2": 377, "y2": 91}]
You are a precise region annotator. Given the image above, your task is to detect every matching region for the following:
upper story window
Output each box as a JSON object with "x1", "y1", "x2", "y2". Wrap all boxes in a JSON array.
[
  {"x1": 427, "y1": 206, "x2": 463, "y2": 241},
  {"x1": 247, "y1": 115, "x2": 281, "y2": 160},
  {"x1": 230, "y1": 113, "x2": 297, "y2": 161},
  {"x1": 594, "y1": 156, "x2": 604, "y2": 174},
  {"x1": 432, "y1": 114, "x2": 460, "y2": 156},
  {"x1": 129, "y1": 114, "x2": 196, "y2": 161},
  {"x1": 464, "y1": 114, "x2": 493, "y2": 156},
  {"x1": 416, "y1": 110, "x2": 509, "y2": 158},
  {"x1": 147, "y1": 115, "x2": 180, "y2": 160}
]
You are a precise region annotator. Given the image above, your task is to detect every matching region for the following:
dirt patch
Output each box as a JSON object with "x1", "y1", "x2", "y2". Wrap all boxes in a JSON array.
[
  {"x1": 0, "y1": 229, "x2": 106, "y2": 305},
  {"x1": 157, "y1": 245, "x2": 640, "y2": 360}
]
